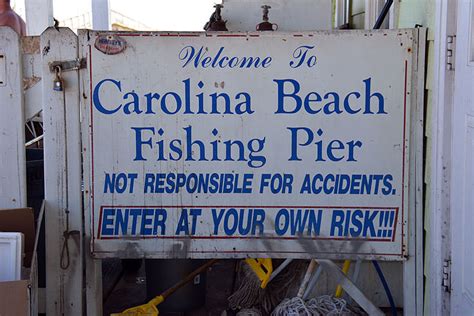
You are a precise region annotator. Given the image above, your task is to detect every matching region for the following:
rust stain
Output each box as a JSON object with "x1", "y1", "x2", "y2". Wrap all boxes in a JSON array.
[
  {"x1": 21, "y1": 36, "x2": 40, "y2": 54},
  {"x1": 23, "y1": 76, "x2": 41, "y2": 90},
  {"x1": 42, "y1": 41, "x2": 50, "y2": 56}
]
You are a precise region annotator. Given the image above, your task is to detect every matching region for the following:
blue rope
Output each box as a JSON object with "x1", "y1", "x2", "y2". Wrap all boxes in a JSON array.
[{"x1": 372, "y1": 260, "x2": 397, "y2": 316}]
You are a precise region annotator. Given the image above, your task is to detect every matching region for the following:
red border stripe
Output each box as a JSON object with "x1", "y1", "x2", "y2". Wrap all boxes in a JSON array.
[
  {"x1": 88, "y1": 36, "x2": 409, "y2": 258},
  {"x1": 97, "y1": 205, "x2": 399, "y2": 243}
]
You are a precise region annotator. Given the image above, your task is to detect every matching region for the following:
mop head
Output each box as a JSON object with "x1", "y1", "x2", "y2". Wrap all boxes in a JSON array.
[
  {"x1": 228, "y1": 260, "x2": 306, "y2": 314},
  {"x1": 271, "y1": 295, "x2": 362, "y2": 316},
  {"x1": 236, "y1": 308, "x2": 263, "y2": 316}
]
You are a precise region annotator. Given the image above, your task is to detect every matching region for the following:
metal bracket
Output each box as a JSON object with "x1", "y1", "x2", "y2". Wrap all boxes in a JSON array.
[
  {"x1": 446, "y1": 35, "x2": 456, "y2": 71},
  {"x1": 442, "y1": 259, "x2": 451, "y2": 292},
  {"x1": 49, "y1": 58, "x2": 86, "y2": 73}
]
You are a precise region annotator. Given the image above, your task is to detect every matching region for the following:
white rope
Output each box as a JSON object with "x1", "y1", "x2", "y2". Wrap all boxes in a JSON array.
[
  {"x1": 272, "y1": 297, "x2": 314, "y2": 316},
  {"x1": 272, "y1": 295, "x2": 358, "y2": 316}
]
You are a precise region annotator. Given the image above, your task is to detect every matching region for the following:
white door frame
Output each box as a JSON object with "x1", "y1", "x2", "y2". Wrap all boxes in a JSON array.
[
  {"x1": 430, "y1": 0, "x2": 457, "y2": 314},
  {"x1": 450, "y1": 0, "x2": 474, "y2": 313}
]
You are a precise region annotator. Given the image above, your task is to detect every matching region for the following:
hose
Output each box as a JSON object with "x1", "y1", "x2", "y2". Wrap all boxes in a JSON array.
[{"x1": 372, "y1": 260, "x2": 397, "y2": 316}]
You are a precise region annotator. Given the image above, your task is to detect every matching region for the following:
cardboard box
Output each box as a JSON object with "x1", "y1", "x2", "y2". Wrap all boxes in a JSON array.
[
  {"x1": 0, "y1": 208, "x2": 35, "y2": 267},
  {"x1": 0, "y1": 280, "x2": 30, "y2": 315},
  {"x1": 0, "y1": 207, "x2": 40, "y2": 316}
]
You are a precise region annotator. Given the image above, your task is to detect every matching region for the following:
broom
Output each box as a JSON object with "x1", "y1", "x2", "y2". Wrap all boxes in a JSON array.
[{"x1": 111, "y1": 259, "x2": 218, "y2": 316}]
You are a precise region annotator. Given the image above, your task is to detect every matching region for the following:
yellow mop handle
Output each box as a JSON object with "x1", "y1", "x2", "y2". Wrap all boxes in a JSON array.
[
  {"x1": 245, "y1": 258, "x2": 273, "y2": 288},
  {"x1": 148, "y1": 295, "x2": 164, "y2": 306},
  {"x1": 112, "y1": 259, "x2": 218, "y2": 316},
  {"x1": 335, "y1": 260, "x2": 351, "y2": 298}
]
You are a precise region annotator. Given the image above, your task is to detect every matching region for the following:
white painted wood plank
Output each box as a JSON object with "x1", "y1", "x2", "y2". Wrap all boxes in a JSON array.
[
  {"x1": 41, "y1": 27, "x2": 83, "y2": 316},
  {"x1": 78, "y1": 29, "x2": 102, "y2": 316},
  {"x1": 429, "y1": 1, "x2": 456, "y2": 314},
  {"x1": 91, "y1": 0, "x2": 110, "y2": 30},
  {"x1": 0, "y1": 27, "x2": 26, "y2": 208},
  {"x1": 414, "y1": 27, "x2": 426, "y2": 316},
  {"x1": 25, "y1": 0, "x2": 53, "y2": 36},
  {"x1": 403, "y1": 27, "x2": 426, "y2": 316},
  {"x1": 451, "y1": 0, "x2": 474, "y2": 313},
  {"x1": 334, "y1": 0, "x2": 347, "y2": 28}
]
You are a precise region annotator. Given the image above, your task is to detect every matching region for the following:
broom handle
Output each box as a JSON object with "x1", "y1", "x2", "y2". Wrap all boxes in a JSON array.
[
  {"x1": 297, "y1": 259, "x2": 317, "y2": 298},
  {"x1": 160, "y1": 259, "x2": 218, "y2": 300}
]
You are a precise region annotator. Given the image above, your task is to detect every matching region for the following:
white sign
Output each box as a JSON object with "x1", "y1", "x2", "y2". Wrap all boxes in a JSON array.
[{"x1": 80, "y1": 30, "x2": 417, "y2": 260}]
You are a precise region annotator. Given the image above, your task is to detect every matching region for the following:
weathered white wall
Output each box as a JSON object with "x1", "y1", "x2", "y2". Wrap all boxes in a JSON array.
[{"x1": 222, "y1": 0, "x2": 332, "y2": 31}]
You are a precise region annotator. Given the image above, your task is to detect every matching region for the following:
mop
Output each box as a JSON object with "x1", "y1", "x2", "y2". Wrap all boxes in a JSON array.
[
  {"x1": 228, "y1": 259, "x2": 305, "y2": 314},
  {"x1": 226, "y1": 257, "x2": 274, "y2": 311},
  {"x1": 245, "y1": 258, "x2": 274, "y2": 289},
  {"x1": 111, "y1": 259, "x2": 218, "y2": 316}
]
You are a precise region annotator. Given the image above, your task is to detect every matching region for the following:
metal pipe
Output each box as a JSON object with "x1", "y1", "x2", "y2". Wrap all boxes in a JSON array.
[
  {"x1": 268, "y1": 258, "x2": 293, "y2": 282},
  {"x1": 373, "y1": 0, "x2": 394, "y2": 29},
  {"x1": 345, "y1": 0, "x2": 350, "y2": 25},
  {"x1": 25, "y1": 134, "x2": 44, "y2": 147}
]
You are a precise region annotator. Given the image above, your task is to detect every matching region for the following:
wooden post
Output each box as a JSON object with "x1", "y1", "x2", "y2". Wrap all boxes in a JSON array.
[
  {"x1": 25, "y1": 0, "x2": 53, "y2": 35},
  {"x1": 0, "y1": 27, "x2": 26, "y2": 208},
  {"x1": 41, "y1": 27, "x2": 84, "y2": 315},
  {"x1": 91, "y1": 0, "x2": 110, "y2": 30}
]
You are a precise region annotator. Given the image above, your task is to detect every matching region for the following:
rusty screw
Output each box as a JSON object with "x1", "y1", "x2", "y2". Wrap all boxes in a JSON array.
[{"x1": 261, "y1": 5, "x2": 271, "y2": 22}]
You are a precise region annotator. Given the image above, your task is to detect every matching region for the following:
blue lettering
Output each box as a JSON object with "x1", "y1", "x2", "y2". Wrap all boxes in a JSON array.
[
  {"x1": 131, "y1": 127, "x2": 155, "y2": 161},
  {"x1": 362, "y1": 210, "x2": 378, "y2": 237},
  {"x1": 349, "y1": 210, "x2": 363, "y2": 237},
  {"x1": 212, "y1": 208, "x2": 225, "y2": 235},
  {"x1": 175, "y1": 209, "x2": 190, "y2": 235},
  {"x1": 140, "y1": 208, "x2": 154, "y2": 235},
  {"x1": 93, "y1": 78, "x2": 122, "y2": 114},
  {"x1": 101, "y1": 208, "x2": 115, "y2": 236},
  {"x1": 223, "y1": 208, "x2": 238, "y2": 235},
  {"x1": 289, "y1": 45, "x2": 317, "y2": 68},
  {"x1": 288, "y1": 127, "x2": 313, "y2": 161},
  {"x1": 274, "y1": 79, "x2": 301, "y2": 114},
  {"x1": 330, "y1": 210, "x2": 344, "y2": 236},
  {"x1": 364, "y1": 78, "x2": 386, "y2": 114},
  {"x1": 275, "y1": 208, "x2": 289, "y2": 236}
]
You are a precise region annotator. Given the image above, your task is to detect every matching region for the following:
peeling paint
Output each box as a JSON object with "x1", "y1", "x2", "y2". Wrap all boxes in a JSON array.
[
  {"x1": 21, "y1": 36, "x2": 40, "y2": 54},
  {"x1": 23, "y1": 75, "x2": 41, "y2": 90}
]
